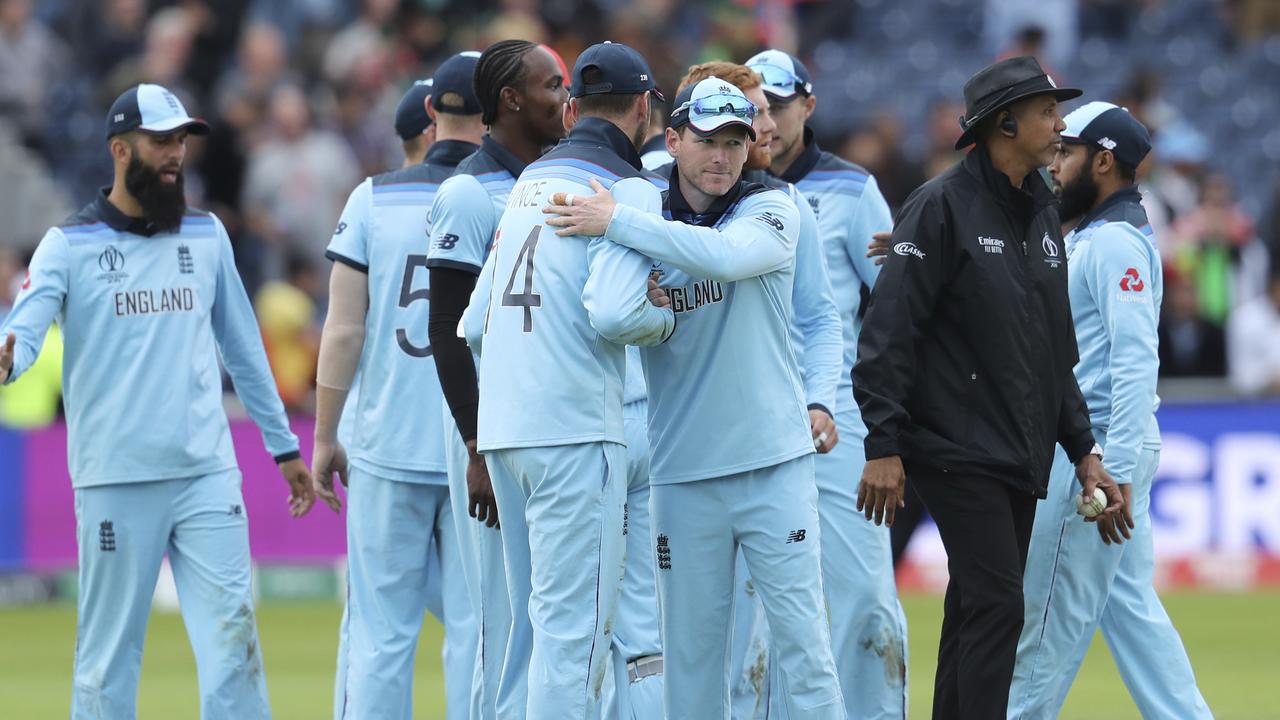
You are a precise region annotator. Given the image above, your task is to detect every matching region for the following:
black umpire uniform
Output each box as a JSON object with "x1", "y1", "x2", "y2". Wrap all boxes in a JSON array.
[{"x1": 853, "y1": 57, "x2": 1098, "y2": 719}]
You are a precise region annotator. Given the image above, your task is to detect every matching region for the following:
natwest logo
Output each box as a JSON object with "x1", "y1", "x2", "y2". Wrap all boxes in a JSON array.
[{"x1": 1120, "y1": 267, "x2": 1145, "y2": 292}]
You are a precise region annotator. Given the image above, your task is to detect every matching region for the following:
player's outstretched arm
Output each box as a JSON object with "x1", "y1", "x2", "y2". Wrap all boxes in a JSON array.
[
  {"x1": 0, "y1": 332, "x2": 14, "y2": 384},
  {"x1": 1, "y1": 229, "x2": 71, "y2": 386}
]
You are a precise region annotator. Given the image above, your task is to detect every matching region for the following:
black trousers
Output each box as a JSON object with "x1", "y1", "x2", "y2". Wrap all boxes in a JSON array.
[{"x1": 909, "y1": 466, "x2": 1038, "y2": 720}]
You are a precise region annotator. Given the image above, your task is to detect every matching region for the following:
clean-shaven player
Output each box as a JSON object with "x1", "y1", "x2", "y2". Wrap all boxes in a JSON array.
[
  {"x1": 648, "y1": 61, "x2": 844, "y2": 720},
  {"x1": 477, "y1": 41, "x2": 674, "y2": 720},
  {"x1": 426, "y1": 39, "x2": 569, "y2": 720},
  {"x1": 312, "y1": 52, "x2": 483, "y2": 720},
  {"x1": 0, "y1": 84, "x2": 312, "y2": 719},
  {"x1": 546, "y1": 77, "x2": 844, "y2": 720},
  {"x1": 1008, "y1": 102, "x2": 1212, "y2": 719},
  {"x1": 745, "y1": 48, "x2": 909, "y2": 719}
]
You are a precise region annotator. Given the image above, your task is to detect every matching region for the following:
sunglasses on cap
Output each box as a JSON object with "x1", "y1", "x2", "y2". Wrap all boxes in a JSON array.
[
  {"x1": 675, "y1": 94, "x2": 759, "y2": 122},
  {"x1": 747, "y1": 63, "x2": 810, "y2": 98}
]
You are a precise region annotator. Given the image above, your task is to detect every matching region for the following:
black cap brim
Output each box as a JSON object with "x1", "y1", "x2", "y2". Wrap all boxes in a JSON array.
[{"x1": 954, "y1": 86, "x2": 1082, "y2": 150}]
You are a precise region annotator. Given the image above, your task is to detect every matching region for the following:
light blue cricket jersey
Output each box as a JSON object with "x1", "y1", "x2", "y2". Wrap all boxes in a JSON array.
[
  {"x1": 326, "y1": 140, "x2": 477, "y2": 483},
  {"x1": 1063, "y1": 185, "x2": 1163, "y2": 486},
  {"x1": 427, "y1": 136, "x2": 528, "y2": 278},
  {"x1": 743, "y1": 168, "x2": 842, "y2": 415},
  {"x1": 778, "y1": 130, "x2": 892, "y2": 436},
  {"x1": 1, "y1": 191, "x2": 298, "y2": 488},
  {"x1": 608, "y1": 169, "x2": 813, "y2": 484},
  {"x1": 476, "y1": 118, "x2": 676, "y2": 452}
]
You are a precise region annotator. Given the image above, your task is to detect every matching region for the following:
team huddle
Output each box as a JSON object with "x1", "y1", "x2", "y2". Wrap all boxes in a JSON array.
[{"x1": 0, "y1": 33, "x2": 1215, "y2": 720}]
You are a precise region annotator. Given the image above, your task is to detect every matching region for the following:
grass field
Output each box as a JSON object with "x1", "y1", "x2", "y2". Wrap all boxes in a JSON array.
[{"x1": 1, "y1": 591, "x2": 1277, "y2": 719}]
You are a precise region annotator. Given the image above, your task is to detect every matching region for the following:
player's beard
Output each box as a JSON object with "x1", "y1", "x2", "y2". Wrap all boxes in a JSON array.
[
  {"x1": 125, "y1": 155, "x2": 187, "y2": 233},
  {"x1": 1056, "y1": 167, "x2": 1098, "y2": 225},
  {"x1": 745, "y1": 143, "x2": 771, "y2": 171}
]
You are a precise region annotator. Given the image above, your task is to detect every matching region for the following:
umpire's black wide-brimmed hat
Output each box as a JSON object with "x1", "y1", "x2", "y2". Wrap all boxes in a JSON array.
[{"x1": 955, "y1": 56, "x2": 1082, "y2": 149}]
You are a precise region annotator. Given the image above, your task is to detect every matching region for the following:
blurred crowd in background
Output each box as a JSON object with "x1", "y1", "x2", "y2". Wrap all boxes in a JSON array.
[{"x1": 2, "y1": 0, "x2": 1280, "y2": 428}]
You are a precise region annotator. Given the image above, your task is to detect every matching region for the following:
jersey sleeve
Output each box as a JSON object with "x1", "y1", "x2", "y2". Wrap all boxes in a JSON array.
[
  {"x1": 1, "y1": 228, "x2": 70, "y2": 384},
  {"x1": 853, "y1": 191, "x2": 948, "y2": 460},
  {"x1": 847, "y1": 175, "x2": 892, "y2": 289},
  {"x1": 325, "y1": 178, "x2": 372, "y2": 272},
  {"x1": 1085, "y1": 225, "x2": 1161, "y2": 484},
  {"x1": 209, "y1": 217, "x2": 300, "y2": 462},
  {"x1": 584, "y1": 178, "x2": 675, "y2": 346},
  {"x1": 788, "y1": 185, "x2": 842, "y2": 415},
  {"x1": 427, "y1": 174, "x2": 493, "y2": 275},
  {"x1": 605, "y1": 189, "x2": 799, "y2": 283}
]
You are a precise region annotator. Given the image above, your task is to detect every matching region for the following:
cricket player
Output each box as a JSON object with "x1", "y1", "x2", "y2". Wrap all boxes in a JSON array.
[
  {"x1": 0, "y1": 83, "x2": 312, "y2": 719},
  {"x1": 426, "y1": 40, "x2": 569, "y2": 719},
  {"x1": 646, "y1": 61, "x2": 844, "y2": 719},
  {"x1": 1008, "y1": 102, "x2": 1213, "y2": 719},
  {"x1": 476, "y1": 41, "x2": 674, "y2": 720},
  {"x1": 745, "y1": 48, "x2": 909, "y2": 719},
  {"x1": 546, "y1": 76, "x2": 845, "y2": 720},
  {"x1": 312, "y1": 52, "x2": 482, "y2": 720}
]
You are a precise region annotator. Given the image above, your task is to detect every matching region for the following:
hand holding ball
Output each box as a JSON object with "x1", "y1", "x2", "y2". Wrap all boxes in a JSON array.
[{"x1": 1076, "y1": 487, "x2": 1107, "y2": 518}]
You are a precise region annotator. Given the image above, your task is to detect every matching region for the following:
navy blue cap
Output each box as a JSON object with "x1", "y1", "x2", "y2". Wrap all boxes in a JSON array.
[
  {"x1": 394, "y1": 79, "x2": 434, "y2": 140},
  {"x1": 745, "y1": 49, "x2": 813, "y2": 102},
  {"x1": 1061, "y1": 101, "x2": 1152, "y2": 168},
  {"x1": 430, "y1": 51, "x2": 482, "y2": 116},
  {"x1": 106, "y1": 84, "x2": 209, "y2": 140},
  {"x1": 571, "y1": 42, "x2": 663, "y2": 101}
]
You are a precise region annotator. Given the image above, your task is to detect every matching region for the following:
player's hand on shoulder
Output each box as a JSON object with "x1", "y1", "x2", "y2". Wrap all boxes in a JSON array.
[
  {"x1": 279, "y1": 456, "x2": 316, "y2": 518},
  {"x1": 0, "y1": 332, "x2": 14, "y2": 383},
  {"x1": 867, "y1": 231, "x2": 892, "y2": 265},
  {"x1": 858, "y1": 455, "x2": 906, "y2": 527},
  {"x1": 310, "y1": 441, "x2": 348, "y2": 514},
  {"x1": 544, "y1": 177, "x2": 616, "y2": 237},
  {"x1": 809, "y1": 408, "x2": 838, "y2": 454}
]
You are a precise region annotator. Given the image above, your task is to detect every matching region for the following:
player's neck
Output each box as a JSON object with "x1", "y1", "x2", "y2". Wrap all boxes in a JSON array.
[
  {"x1": 488, "y1": 124, "x2": 544, "y2": 166},
  {"x1": 770, "y1": 137, "x2": 804, "y2": 178},
  {"x1": 106, "y1": 182, "x2": 145, "y2": 218}
]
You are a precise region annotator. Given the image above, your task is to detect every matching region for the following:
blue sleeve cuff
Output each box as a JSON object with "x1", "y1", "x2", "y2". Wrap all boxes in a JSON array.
[{"x1": 273, "y1": 450, "x2": 302, "y2": 464}]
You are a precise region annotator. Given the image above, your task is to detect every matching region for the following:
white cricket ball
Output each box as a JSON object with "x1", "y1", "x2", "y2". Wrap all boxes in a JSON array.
[{"x1": 1076, "y1": 487, "x2": 1107, "y2": 518}]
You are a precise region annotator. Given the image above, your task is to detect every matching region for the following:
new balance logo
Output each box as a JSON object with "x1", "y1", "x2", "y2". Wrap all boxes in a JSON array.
[
  {"x1": 434, "y1": 233, "x2": 459, "y2": 251},
  {"x1": 656, "y1": 534, "x2": 672, "y2": 570},
  {"x1": 177, "y1": 245, "x2": 194, "y2": 274},
  {"x1": 755, "y1": 212, "x2": 785, "y2": 232},
  {"x1": 99, "y1": 521, "x2": 116, "y2": 552},
  {"x1": 785, "y1": 529, "x2": 807, "y2": 544}
]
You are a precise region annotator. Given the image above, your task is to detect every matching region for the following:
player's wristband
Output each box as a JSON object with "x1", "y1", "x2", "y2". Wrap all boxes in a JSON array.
[
  {"x1": 273, "y1": 450, "x2": 302, "y2": 464},
  {"x1": 807, "y1": 402, "x2": 833, "y2": 419}
]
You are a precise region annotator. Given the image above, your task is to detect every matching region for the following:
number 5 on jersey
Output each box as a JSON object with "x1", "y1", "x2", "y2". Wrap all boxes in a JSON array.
[{"x1": 502, "y1": 226, "x2": 542, "y2": 333}]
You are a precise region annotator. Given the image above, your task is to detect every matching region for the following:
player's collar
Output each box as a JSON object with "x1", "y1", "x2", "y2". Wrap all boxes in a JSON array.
[
  {"x1": 480, "y1": 134, "x2": 529, "y2": 178},
  {"x1": 777, "y1": 126, "x2": 821, "y2": 184},
  {"x1": 564, "y1": 117, "x2": 644, "y2": 171},
  {"x1": 1074, "y1": 185, "x2": 1144, "y2": 233},
  {"x1": 425, "y1": 139, "x2": 479, "y2": 169},
  {"x1": 94, "y1": 187, "x2": 162, "y2": 237},
  {"x1": 666, "y1": 164, "x2": 754, "y2": 226}
]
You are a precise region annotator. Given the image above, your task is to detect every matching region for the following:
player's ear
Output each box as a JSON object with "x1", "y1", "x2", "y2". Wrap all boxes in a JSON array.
[
  {"x1": 425, "y1": 95, "x2": 437, "y2": 121},
  {"x1": 665, "y1": 126, "x2": 681, "y2": 157},
  {"x1": 108, "y1": 134, "x2": 132, "y2": 164},
  {"x1": 1096, "y1": 148, "x2": 1115, "y2": 177},
  {"x1": 500, "y1": 85, "x2": 520, "y2": 116},
  {"x1": 803, "y1": 94, "x2": 817, "y2": 121},
  {"x1": 563, "y1": 98, "x2": 580, "y2": 132}
]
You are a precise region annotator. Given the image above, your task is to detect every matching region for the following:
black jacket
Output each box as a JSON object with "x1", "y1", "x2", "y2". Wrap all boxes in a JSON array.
[{"x1": 853, "y1": 146, "x2": 1095, "y2": 497}]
